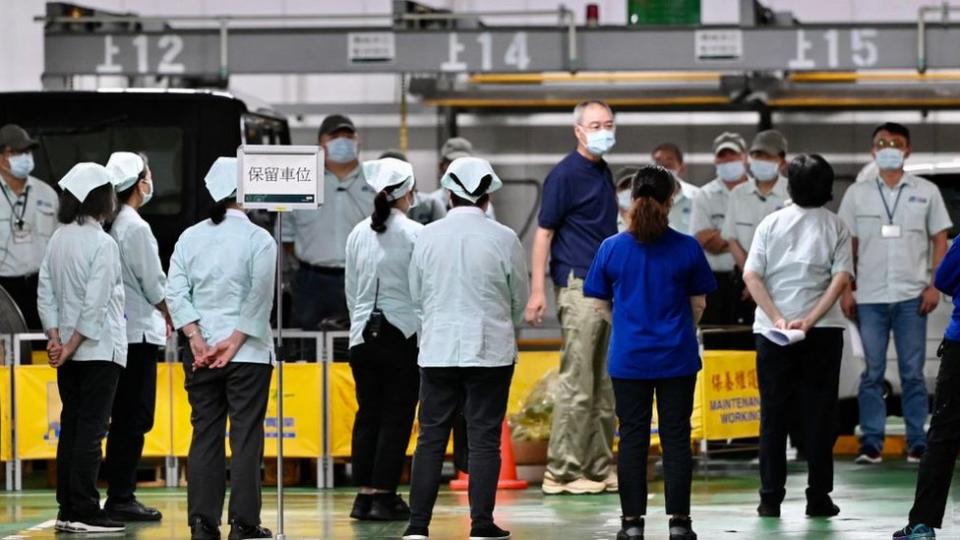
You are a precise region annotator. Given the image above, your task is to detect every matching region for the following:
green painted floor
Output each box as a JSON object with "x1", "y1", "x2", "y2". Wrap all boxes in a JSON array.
[{"x1": 1, "y1": 460, "x2": 957, "y2": 539}]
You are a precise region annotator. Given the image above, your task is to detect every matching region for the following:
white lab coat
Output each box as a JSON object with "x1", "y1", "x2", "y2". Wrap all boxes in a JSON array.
[{"x1": 110, "y1": 205, "x2": 167, "y2": 345}]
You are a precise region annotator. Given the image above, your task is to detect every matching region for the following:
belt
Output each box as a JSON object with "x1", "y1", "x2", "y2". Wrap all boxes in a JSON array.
[
  {"x1": 0, "y1": 273, "x2": 38, "y2": 282},
  {"x1": 299, "y1": 261, "x2": 345, "y2": 276}
]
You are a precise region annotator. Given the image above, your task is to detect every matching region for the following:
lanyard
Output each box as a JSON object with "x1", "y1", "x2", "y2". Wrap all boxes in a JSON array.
[
  {"x1": 876, "y1": 179, "x2": 905, "y2": 225},
  {"x1": 0, "y1": 182, "x2": 29, "y2": 230}
]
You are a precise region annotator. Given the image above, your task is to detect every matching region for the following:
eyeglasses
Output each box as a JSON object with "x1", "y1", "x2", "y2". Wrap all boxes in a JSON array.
[
  {"x1": 579, "y1": 121, "x2": 615, "y2": 132},
  {"x1": 874, "y1": 138, "x2": 907, "y2": 150}
]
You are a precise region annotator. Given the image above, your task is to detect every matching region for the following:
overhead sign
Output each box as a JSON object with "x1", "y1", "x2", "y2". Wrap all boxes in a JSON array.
[{"x1": 237, "y1": 145, "x2": 323, "y2": 211}]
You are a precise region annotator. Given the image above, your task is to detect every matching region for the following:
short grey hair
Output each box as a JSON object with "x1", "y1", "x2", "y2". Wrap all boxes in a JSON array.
[{"x1": 573, "y1": 100, "x2": 614, "y2": 125}]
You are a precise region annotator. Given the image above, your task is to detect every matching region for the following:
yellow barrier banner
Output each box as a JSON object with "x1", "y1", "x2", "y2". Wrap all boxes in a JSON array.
[
  {"x1": 329, "y1": 353, "x2": 564, "y2": 458},
  {"x1": 142, "y1": 363, "x2": 174, "y2": 457},
  {"x1": 15, "y1": 365, "x2": 61, "y2": 460},
  {"x1": 170, "y1": 362, "x2": 324, "y2": 458},
  {"x1": 698, "y1": 350, "x2": 760, "y2": 441},
  {"x1": 1, "y1": 366, "x2": 11, "y2": 461}
]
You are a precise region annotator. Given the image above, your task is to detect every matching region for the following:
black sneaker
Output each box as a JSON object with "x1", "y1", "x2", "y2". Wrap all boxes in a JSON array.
[
  {"x1": 64, "y1": 512, "x2": 125, "y2": 534},
  {"x1": 892, "y1": 523, "x2": 936, "y2": 538},
  {"x1": 668, "y1": 517, "x2": 697, "y2": 540},
  {"x1": 227, "y1": 520, "x2": 272, "y2": 540},
  {"x1": 402, "y1": 525, "x2": 429, "y2": 540},
  {"x1": 469, "y1": 522, "x2": 511, "y2": 539},
  {"x1": 616, "y1": 517, "x2": 644, "y2": 540},
  {"x1": 806, "y1": 496, "x2": 840, "y2": 518},
  {"x1": 55, "y1": 510, "x2": 72, "y2": 532},
  {"x1": 349, "y1": 494, "x2": 373, "y2": 520},
  {"x1": 757, "y1": 501, "x2": 781, "y2": 517},
  {"x1": 105, "y1": 498, "x2": 163, "y2": 522},
  {"x1": 855, "y1": 446, "x2": 883, "y2": 464},
  {"x1": 908, "y1": 446, "x2": 927, "y2": 464},
  {"x1": 191, "y1": 517, "x2": 221, "y2": 540},
  {"x1": 368, "y1": 493, "x2": 411, "y2": 521}
]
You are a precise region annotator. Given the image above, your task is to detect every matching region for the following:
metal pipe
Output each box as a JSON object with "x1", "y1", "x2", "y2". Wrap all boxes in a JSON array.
[
  {"x1": 917, "y1": 4, "x2": 960, "y2": 74},
  {"x1": 219, "y1": 19, "x2": 229, "y2": 80},
  {"x1": 275, "y1": 211, "x2": 286, "y2": 540}
]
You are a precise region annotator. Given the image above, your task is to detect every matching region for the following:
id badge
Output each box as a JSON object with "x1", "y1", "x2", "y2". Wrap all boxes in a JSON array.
[
  {"x1": 880, "y1": 224, "x2": 902, "y2": 239},
  {"x1": 12, "y1": 223, "x2": 32, "y2": 244}
]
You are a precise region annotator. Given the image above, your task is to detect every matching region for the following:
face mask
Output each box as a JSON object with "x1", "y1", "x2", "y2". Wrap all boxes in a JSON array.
[
  {"x1": 583, "y1": 129, "x2": 616, "y2": 157},
  {"x1": 716, "y1": 161, "x2": 745, "y2": 183},
  {"x1": 749, "y1": 158, "x2": 779, "y2": 181},
  {"x1": 617, "y1": 191, "x2": 632, "y2": 211},
  {"x1": 140, "y1": 179, "x2": 154, "y2": 206},
  {"x1": 8, "y1": 152, "x2": 34, "y2": 179},
  {"x1": 325, "y1": 137, "x2": 358, "y2": 164},
  {"x1": 875, "y1": 148, "x2": 904, "y2": 171}
]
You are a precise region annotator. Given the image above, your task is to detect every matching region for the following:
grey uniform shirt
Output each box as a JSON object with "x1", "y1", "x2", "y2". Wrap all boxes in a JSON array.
[
  {"x1": 282, "y1": 166, "x2": 375, "y2": 268},
  {"x1": 0, "y1": 176, "x2": 58, "y2": 277},
  {"x1": 745, "y1": 205, "x2": 854, "y2": 334},
  {"x1": 110, "y1": 205, "x2": 167, "y2": 346},
  {"x1": 722, "y1": 175, "x2": 790, "y2": 253},
  {"x1": 838, "y1": 173, "x2": 952, "y2": 304},
  {"x1": 37, "y1": 221, "x2": 127, "y2": 366},
  {"x1": 669, "y1": 179, "x2": 701, "y2": 234},
  {"x1": 689, "y1": 178, "x2": 736, "y2": 272}
]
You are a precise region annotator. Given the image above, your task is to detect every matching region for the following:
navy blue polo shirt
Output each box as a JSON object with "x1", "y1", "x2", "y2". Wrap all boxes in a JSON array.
[
  {"x1": 538, "y1": 151, "x2": 618, "y2": 287},
  {"x1": 584, "y1": 229, "x2": 717, "y2": 380}
]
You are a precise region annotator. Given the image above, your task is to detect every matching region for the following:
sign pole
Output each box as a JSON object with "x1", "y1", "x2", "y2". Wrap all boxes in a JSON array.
[{"x1": 275, "y1": 211, "x2": 286, "y2": 540}]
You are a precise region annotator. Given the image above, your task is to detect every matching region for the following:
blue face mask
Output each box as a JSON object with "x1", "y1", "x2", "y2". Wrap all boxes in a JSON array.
[
  {"x1": 749, "y1": 158, "x2": 779, "y2": 181},
  {"x1": 875, "y1": 148, "x2": 904, "y2": 171},
  {"x1": 584, "y1": 129, "x2": 616, "y2": 157},
  {"x1": 325, "y1": 137, "x2": 358, "y2": 164},
  {"x1": 617, "y1": 190, "x2": 632, "y2": 210},
  {"x1": 8, "y1": 152, "x2": 34, "y2": 179},
  {"x1": 716, "y1": 160, "x2": 745, "y2": 182}
]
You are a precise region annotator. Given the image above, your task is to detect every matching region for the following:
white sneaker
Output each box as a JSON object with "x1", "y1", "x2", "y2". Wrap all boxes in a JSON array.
[
  {"x1": 601, "y1": 471, "x2": 618, "y2": 493},
  {"x1": 541, "y1": 474, "x2": 606, "y2": 495},
  {"x1": 65, "y1": 514, "x2": 125, "y2": 534}
]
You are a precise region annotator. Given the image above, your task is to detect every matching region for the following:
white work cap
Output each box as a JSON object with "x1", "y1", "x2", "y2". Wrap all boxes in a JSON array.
[
  {"x1": 204, "y1": 157, "x2": 238, "y2": 203},
  {"x1": 106, "y1": 152, "x2": 145, "y2": 191},
  {"x1": 58, "y1": 162, "x2": 118, "y2": 203},
  {"x1": 362, "y1": 157, "x2": 415, "y2": 201},
  {"x1": 440, "y1": 157, "x2": 503, "y2": 203}
]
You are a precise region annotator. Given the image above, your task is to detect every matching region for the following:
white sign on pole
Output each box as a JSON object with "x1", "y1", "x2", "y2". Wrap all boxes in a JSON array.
[{"x1": 237, "y1": 145, "x2": 323, "y2": 211}]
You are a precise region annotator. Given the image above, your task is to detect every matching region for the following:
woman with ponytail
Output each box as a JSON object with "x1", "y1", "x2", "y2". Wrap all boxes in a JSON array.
[
  {"x1": 344, "y1": 157, "x2": 423, "y2": 522},
  {"x1": 583, "y1": 166, "x2": 716, "y2": 540}
]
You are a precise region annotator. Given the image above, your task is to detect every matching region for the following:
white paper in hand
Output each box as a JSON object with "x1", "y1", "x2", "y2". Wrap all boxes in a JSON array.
[
  {"x1": 763, "y1": 328, "x2": 806, "y2": 346},
  {"x1": 846, "y1": 320, "x2": 865, "y2": 358}
]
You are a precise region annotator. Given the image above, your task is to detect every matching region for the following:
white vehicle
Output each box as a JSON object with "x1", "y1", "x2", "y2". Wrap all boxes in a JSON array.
[{"x1": 835, "y1": 158, "x2": 958, "y2": 432}]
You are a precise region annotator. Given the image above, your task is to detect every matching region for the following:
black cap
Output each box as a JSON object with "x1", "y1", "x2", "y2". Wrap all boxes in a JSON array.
[
  {"x1": 318, "y1": 114, "x2": 356, "y2": 137},
  {"x1": 631, "y1": 165, "x2": 675, "y2": 204},
  {"x1": 0, "y1": 124, "x2": 39, "y2": 151}
]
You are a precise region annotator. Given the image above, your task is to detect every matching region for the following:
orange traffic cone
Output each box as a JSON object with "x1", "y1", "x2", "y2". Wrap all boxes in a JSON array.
[{"x1": 450, "y1": 421, "x2": 529, "y2": 491}]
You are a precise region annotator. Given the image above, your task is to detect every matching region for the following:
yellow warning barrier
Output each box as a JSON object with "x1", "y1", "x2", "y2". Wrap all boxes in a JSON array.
[{"x1": 1, "y1": 366, "x2": 10, "y2": 461}]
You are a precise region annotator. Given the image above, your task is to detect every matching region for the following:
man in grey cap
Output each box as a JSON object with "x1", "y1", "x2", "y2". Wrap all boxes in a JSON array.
[
  {"x1": 0, "y1": 124, "x2": 58, "y2": 330},
  {"x1": 723, "y1": 130, "x2": 790, "y2": 291},
  {"x1": 429, "y1": 137, "x2": 497, "y2": 221},
  {"x1": 282, "y1": 114, "x2": 374, "y2": 329},
  {"x1": 689, "y1": 132, "x2": 749, "y2": 325}
]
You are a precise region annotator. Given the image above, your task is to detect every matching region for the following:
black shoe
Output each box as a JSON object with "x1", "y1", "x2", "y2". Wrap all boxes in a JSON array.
[
  {"x1": 469, "y1": 522, "x2": 511, "y2": 539},
  {"x1": 349, "y1": 494, "x2": 373, "y2": 520},
  {"x1": 668, "y1": 517, "x2": 697, "y2": 540},
  {"x1": 402, "y1": 525, "x2": 429, "y2": 540},
  {"x1": 368, "y1": 493, "x2": 411, "y2": 521},
  {"x1": 227, "y1": 520, "x2": 272, "y2": 540},
  {"x1": 191, "y1": 517, "x2": 221, "y2": 540},
  {"x1": 757, "y1": 501, "x2": 781, "y2": 518},
  {"x1": 64, "y1": 512, "x2": 126, "y2": 534},
  {"x1": 616, "y1": 517, "x2": 644, "y2": 540},
  {"x1": 105, "y1": 498, "x2": 163, "y2": 522},
  {"x1": 806, "y1": 496, "x2": 840, "y2": 518}
]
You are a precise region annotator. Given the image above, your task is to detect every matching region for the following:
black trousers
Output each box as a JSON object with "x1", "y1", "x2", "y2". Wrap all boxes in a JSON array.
[
  {"x1": 56, "y1": 360, "x2": 121, "y2": 519},
  {"x1": 408, "y1": 365, "x2": 514, "y2": 529},
  {"x1": 0, "y1": 273, "x2": 40, "y2": 330},
  {"x1": 104, "y1": 343, "x2": 160, "y2": 503},
  {"x1": 756, "y1": 328, "x2": 842, "y2": 504},
  {"x1": 292, "y1": 265, "x2": 347, "y2": 330},
  {"x1": 612, "y1": 375, "x2": 697, "y2": 517},
  {"x1": 349, "y1": 320, "x2": 419, "y2": 491},
  {"x1": 909, "y1": 339, "x2": 960, "y2": 528},
  {"x1": 702, "y1": 272, "x2": 736, "y2": 326},
  {"x1": 184, "y1": 361, "x2": 272, "y2": 528}
]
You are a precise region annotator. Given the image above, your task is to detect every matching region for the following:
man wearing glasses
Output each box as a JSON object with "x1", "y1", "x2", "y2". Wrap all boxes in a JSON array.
[
  {"x1": 838, "y1": 122, "x2": 952, "y2": 465},
  {"x1": 526, "y1": 101, "x2": 618, "y2": 495}
]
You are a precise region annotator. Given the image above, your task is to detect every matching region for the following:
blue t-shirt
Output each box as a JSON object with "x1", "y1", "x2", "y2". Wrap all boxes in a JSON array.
[
  {"x1": 584, "y1": 229, "x2": 717, "y2": 380},
  {"x1": 936, "y1": 240, "x2": 960, "y2": 341},
  {"x1": 538, "y1": 151, "x2": 618, "y2": 287}
]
